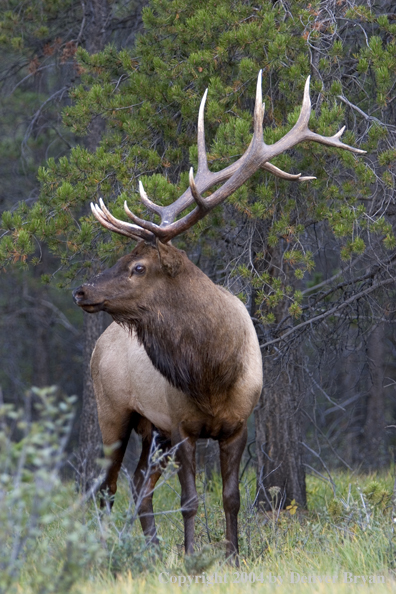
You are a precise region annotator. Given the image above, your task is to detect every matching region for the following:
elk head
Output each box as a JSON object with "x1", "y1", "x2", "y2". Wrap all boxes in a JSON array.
[{"x1": 73, "y1": 239, "x2": 186, "y2": 317}]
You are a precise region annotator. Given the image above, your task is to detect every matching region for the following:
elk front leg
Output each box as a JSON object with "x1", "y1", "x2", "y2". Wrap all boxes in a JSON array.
[
  {"x1": 173, "y1": 426, "x2": 198, "y2": 555},
  {"x1": 219, "y1": 423, "x2": 247, "y2": 565},
  {"x1": 133, "y1": 428, "x2": 170, "y2": 545}
]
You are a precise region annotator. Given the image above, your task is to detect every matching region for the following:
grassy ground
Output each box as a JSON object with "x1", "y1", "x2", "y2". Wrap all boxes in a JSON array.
[
  {"x1": 10, "y1": 467, "x2": 396, "y2": 594},
  {"x1": 4, "y1": 393, "x2": 394, "y2": 593}
]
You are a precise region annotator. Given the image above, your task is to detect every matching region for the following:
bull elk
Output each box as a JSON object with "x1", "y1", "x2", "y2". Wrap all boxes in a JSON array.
[{"x1": 73, "y1": 71, "x2": 364, "y2": 562}]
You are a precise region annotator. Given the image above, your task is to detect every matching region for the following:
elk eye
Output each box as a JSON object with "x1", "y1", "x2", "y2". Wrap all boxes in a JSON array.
[{"x1": 133, "y1": 264, "x2": 146, "y2": 275}]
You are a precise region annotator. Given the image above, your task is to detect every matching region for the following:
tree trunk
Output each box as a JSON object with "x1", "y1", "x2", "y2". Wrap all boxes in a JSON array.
[
  {"x1": 252, "y1": 239, "x2": 306, "y2": 510},
  {"x1": 32, "y1": 317, "x2": 51, "y2": 388},
  {"x1": 338, "y1": 346, "x2": 362, "y2": 468},
  {"x1": 255, "y1": 354, "x2": 306, "y2": 510},
  {"x1": 362, "y1": 323, "x2": 389, "y2": 470},
  {"x1": 77, "y1": 0, "x2": 111, "y2": 490},
  {"x1": 84, "y1": 0, "x2": 111, "y2": 53},
  {"x1": 78, "y1": 311, "x2": 105, "y2": 490}
]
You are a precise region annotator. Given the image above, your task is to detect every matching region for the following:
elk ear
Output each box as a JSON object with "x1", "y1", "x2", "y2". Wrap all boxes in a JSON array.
[{"x1": 156, "y1": 240, "x2": 183, "y2": 277}]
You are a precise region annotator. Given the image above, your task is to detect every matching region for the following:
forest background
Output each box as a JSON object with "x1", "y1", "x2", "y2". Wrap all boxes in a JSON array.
[{"x1": 1, "y1": 0, "x2": 396, "y2": 588}]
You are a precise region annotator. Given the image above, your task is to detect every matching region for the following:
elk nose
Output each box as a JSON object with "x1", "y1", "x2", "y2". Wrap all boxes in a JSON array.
[{"x1": 72, "y1": 287, "x2": 86, "y2": 303}]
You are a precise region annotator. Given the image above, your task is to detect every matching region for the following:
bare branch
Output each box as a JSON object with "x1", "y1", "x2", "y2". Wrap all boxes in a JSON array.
[
  {"x1": 338, "y1": 95, "x2": 396, "y2": 130},
  {"x1": 261, "y1": 277, "x2": 395, "y2": 350}
]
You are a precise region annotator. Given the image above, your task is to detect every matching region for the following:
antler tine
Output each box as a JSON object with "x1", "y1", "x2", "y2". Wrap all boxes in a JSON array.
[
  {"x1": 300, "y1": 75, "x2": 312, "y2": 128},
  {"x1": 265, "y1": 76, "x2": 312, "y2": 156},
  {"x1": 197, "y1": 88, "x2": 209, "y2": 175},
  {"x1": 92, "y1": 199, "x2": 154, "y2": 242},
  {"x1": 189, "y1": 167, "x2": 209, "y2": 211},
  {"x1": 305, "y1": 124, "x2": 366, "y2": 154},
  {"x1": 261, "y1": 162, "x2": 316, "y2": 182},
  {"x1": 91, "y1": 203, "x2": 138, "y2": 239},
  {"x1": 138, "y1": 180, "x2": 164, "y2": 216},
  {"x1": 253, "y1": 69, "x2": 265, "y2": 140},
  {"x1": 155, "y1": 87, "x2": 212, "y2": 224},
  {"x1": 91, "y1": 202, "x2": 120, "y2": 233},
  {"x1": 277, "y1": 76, "x2": 366, "y2": 155},
  {"x1": 122, "y1": 200, "x2": 168, "y2": 236}
]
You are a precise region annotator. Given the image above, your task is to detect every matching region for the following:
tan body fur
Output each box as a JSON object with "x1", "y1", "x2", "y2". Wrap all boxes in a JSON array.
[{"x1": 92, "y1": 305, "x2": 262, "y2": 446}]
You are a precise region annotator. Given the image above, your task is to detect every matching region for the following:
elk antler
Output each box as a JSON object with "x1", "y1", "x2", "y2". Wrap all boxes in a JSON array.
[{"x1": 91, "y1": 71, "x2": 365, "y2": 243}]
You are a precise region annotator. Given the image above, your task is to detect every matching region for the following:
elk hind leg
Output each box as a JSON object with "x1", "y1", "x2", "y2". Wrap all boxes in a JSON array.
[
  {"x1": 98, "y1": 411, "x2": 135, "y2": 510},
  {"x1": 133, "y1": 419, "x2": 170, "y2": 546},
  {"x1": 219, "y1": 423, "x2": 247, "y2": 565},
  {"x1": 173, "y1": 426, "x2": 198, "y2": 555}
]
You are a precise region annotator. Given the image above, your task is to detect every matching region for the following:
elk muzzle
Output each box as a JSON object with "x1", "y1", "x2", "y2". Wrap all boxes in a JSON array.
[{"x1": 72, "y1": 285, "x2": 105, "y2": 313}]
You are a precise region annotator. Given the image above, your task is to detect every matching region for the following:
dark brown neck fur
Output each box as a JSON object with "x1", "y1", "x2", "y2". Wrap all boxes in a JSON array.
[{"x1": 112, "y1": 261, "x2": 245, "y2": 413}]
